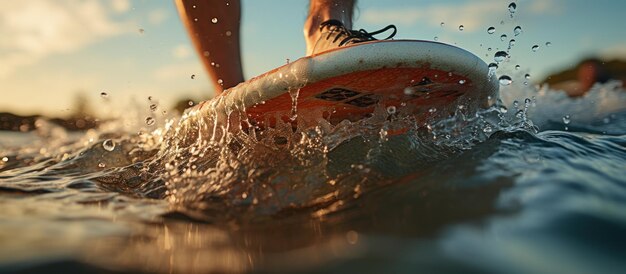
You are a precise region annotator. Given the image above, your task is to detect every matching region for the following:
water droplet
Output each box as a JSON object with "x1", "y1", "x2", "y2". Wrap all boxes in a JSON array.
[
  {"x1": 494, "y1": 51, "x2": 509, "y2": 63},
  {"x1": 150, "y1": 104, "x2": 157, "y2": 112},
  {"x1": 1, "y1": 157, "x2": 8, "y2": 162},
  {"x1": 211, "y1": 18, "x2": 218, "y2": 24},
  {"x1": 138, "y1": 28, "x2": 144, "y2": 34},
  {"x1": 188, "y1": 100, "x2": 194, "y2": 106},
  {"x1": 146, "y1": 117, "x2": 155, "y2": 126},
  {"x1": 148, "y1": 96, "x2": 153, "y2": 101},
  {"x1": 440, "y1": 22, "x2": 445, "y2": 27},
  {"x1": 545, "y1": 41, "x2": 552, "y2": 47},
  {"x1": 508, "y1": 2, "x2": 517, "y2": 15},
  {"x1": 499, "y1": 106, "x2": 508, "y2": 113},
  {"x1": 346, "y1": 230, "x2": 359, "y2": 245},
  {"x1": 509, "y1": 39, "x2": 516, "y2": 48},
  {"x1": 562, "y1": 115, "x2": 571, "y2": 125},
  {"x1": 217, "y1": 79, "x2": 224, "y2": 85},
  {"x1": 458, "y1": 25, "x2": 464, "y2": 31},
  {"x1": 483, "y1": 126, "x2": 493, "y2": 133},
  {"x1": 459, "y1": 79, "x2": 466, "y2": 84},
  {"x1": 225, "y1": 31, "x2": 232, "y2": 36},
  {"x1": 403, "y1": 87, "x2": 415, "y2": 95},
  {"x1": 487, "y1": 47, "x2": 492, "y2": 51},
  {"x1": 498, "y1": 75, "x2": 513, "y2": 85},
  {"x1": 513, "y1": 26, "x2": 522, "y2": 36},
  {"x1": 433, "y1": 36, "x2": 438, "y2": 41},
  {"x1": 386, "y1": 105, "x2": 397, "y2": 114},
  {"x1": 102, "y1": 139, "x2": 115, "y2": 151},
  {"x1": 98, "y1": 162, "x2": 106, "y2": 168},
  {"x1": 190, "y1": 74, "x2": 195, "y2": 79},
  {"x1": 100, "y1": 92, "x2": 108, "y2": 98},
  {"x1": 532, "y1": 45, "x2": 539, "y2": 52},
  {"x1": 210, "y1": 62, "x2": 215, "y2": 66},
  {"x1": 525, "y1": 73, "x2": 531, "y2": 79},
  {"x1": 488, "y1": 63, "x2": 498, "y2": 76},
  {"x1": 500, "y1": 34, "x2": 508, "y2": 41},
  {"x1": 487, "y1": 27, "x2": 496, "y2": 34},
  {"x1": 515, "y1": 65, "x2": 521, "y2": 70},
  {"x1": 193, "y1": 18, "x2": 198, "y2": 22},
  {"x1": 428, "y1": 107, "x2": 437, "y2": 113}
]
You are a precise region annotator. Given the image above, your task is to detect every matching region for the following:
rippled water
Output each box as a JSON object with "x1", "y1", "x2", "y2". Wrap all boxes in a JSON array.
[{"x1": 1, "y1": 80, "x2": 625, "y2": 273}]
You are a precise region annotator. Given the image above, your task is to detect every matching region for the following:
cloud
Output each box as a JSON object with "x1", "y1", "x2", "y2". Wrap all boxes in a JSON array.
[
  {"x1": 0, "y1": 1, "x2": 132, "y2": 78},
  {"x1": 361, "y1": 0, "x2": 560, "y2": 32},
  {"x1": 148, "y1": 9, "x2": 169, "y2": 25},
  {"x1": 528, "y1": 0, "x2": 562, "y2": 14},
  {"x1": 111, "y1": 0, "x2": 130, "y2": 13},
  {"x1": 362, "y1": 1, "x2": 499, "y2": 31},
  {"x1": 173, "y1": 44, "x2": 192, "y2": 59},
  {"x1": 154, "y1": 62, "x2": 204, "y2": 81}
]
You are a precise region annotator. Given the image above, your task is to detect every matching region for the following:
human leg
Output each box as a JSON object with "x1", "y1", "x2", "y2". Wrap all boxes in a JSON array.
[
  {"x1": 175, "y1": 0, "x2": 244, "y2": 94},
  {"x1": 304, "y1": 0, "x2": 356, "y2": 56}
]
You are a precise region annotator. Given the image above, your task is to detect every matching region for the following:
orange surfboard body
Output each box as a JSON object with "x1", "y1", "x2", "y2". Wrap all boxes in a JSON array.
[{"x1": 193, "y1": 40, "x2": 499, "y2": 132}]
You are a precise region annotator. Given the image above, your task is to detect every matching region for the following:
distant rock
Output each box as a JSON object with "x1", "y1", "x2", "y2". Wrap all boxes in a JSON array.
[
  {"x1": 0, "y1": 112, "x2": 99, "y2": 132},
  {"x1": 542, "y1": 58, "x2": 626, "y2": 96}
]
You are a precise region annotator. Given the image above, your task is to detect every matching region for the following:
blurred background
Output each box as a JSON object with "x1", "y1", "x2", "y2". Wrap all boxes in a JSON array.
[{"x1": 1, "y1": 0, "x2": 624, "y2": 129}]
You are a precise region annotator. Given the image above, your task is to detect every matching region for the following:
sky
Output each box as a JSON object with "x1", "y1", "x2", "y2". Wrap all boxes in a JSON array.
[{"x1": 1, "y1": 0, "x2": 625, "y2": 117}]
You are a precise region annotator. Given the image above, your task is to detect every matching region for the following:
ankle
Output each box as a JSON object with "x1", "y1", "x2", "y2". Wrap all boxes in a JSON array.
[{"x1": 304, "y1": 0, "x2": 354, "y2": 55}]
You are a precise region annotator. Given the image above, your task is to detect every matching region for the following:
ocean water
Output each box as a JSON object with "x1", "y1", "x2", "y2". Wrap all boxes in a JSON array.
[{"x1": 0, "y1": 81, "x2": 625, "y2": 274}]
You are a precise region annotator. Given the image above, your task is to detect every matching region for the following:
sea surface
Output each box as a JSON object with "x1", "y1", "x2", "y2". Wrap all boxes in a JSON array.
[{"x1": 0, "y1": 81, "x2": 625, "y2": 274}]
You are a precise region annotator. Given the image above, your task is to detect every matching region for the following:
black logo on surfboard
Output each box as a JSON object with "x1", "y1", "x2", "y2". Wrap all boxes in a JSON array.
[
  {"x1": 316, "y1": 88, "x2": 360, "y2": 101},
  {"x1": 316, "y1": 88, "x2": 379, "y2": 107}
]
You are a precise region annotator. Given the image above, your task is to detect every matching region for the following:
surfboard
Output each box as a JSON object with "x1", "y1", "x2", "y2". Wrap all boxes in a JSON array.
[{"x1": 193, "y1": 40, "x2": 499, "y2": 131}]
